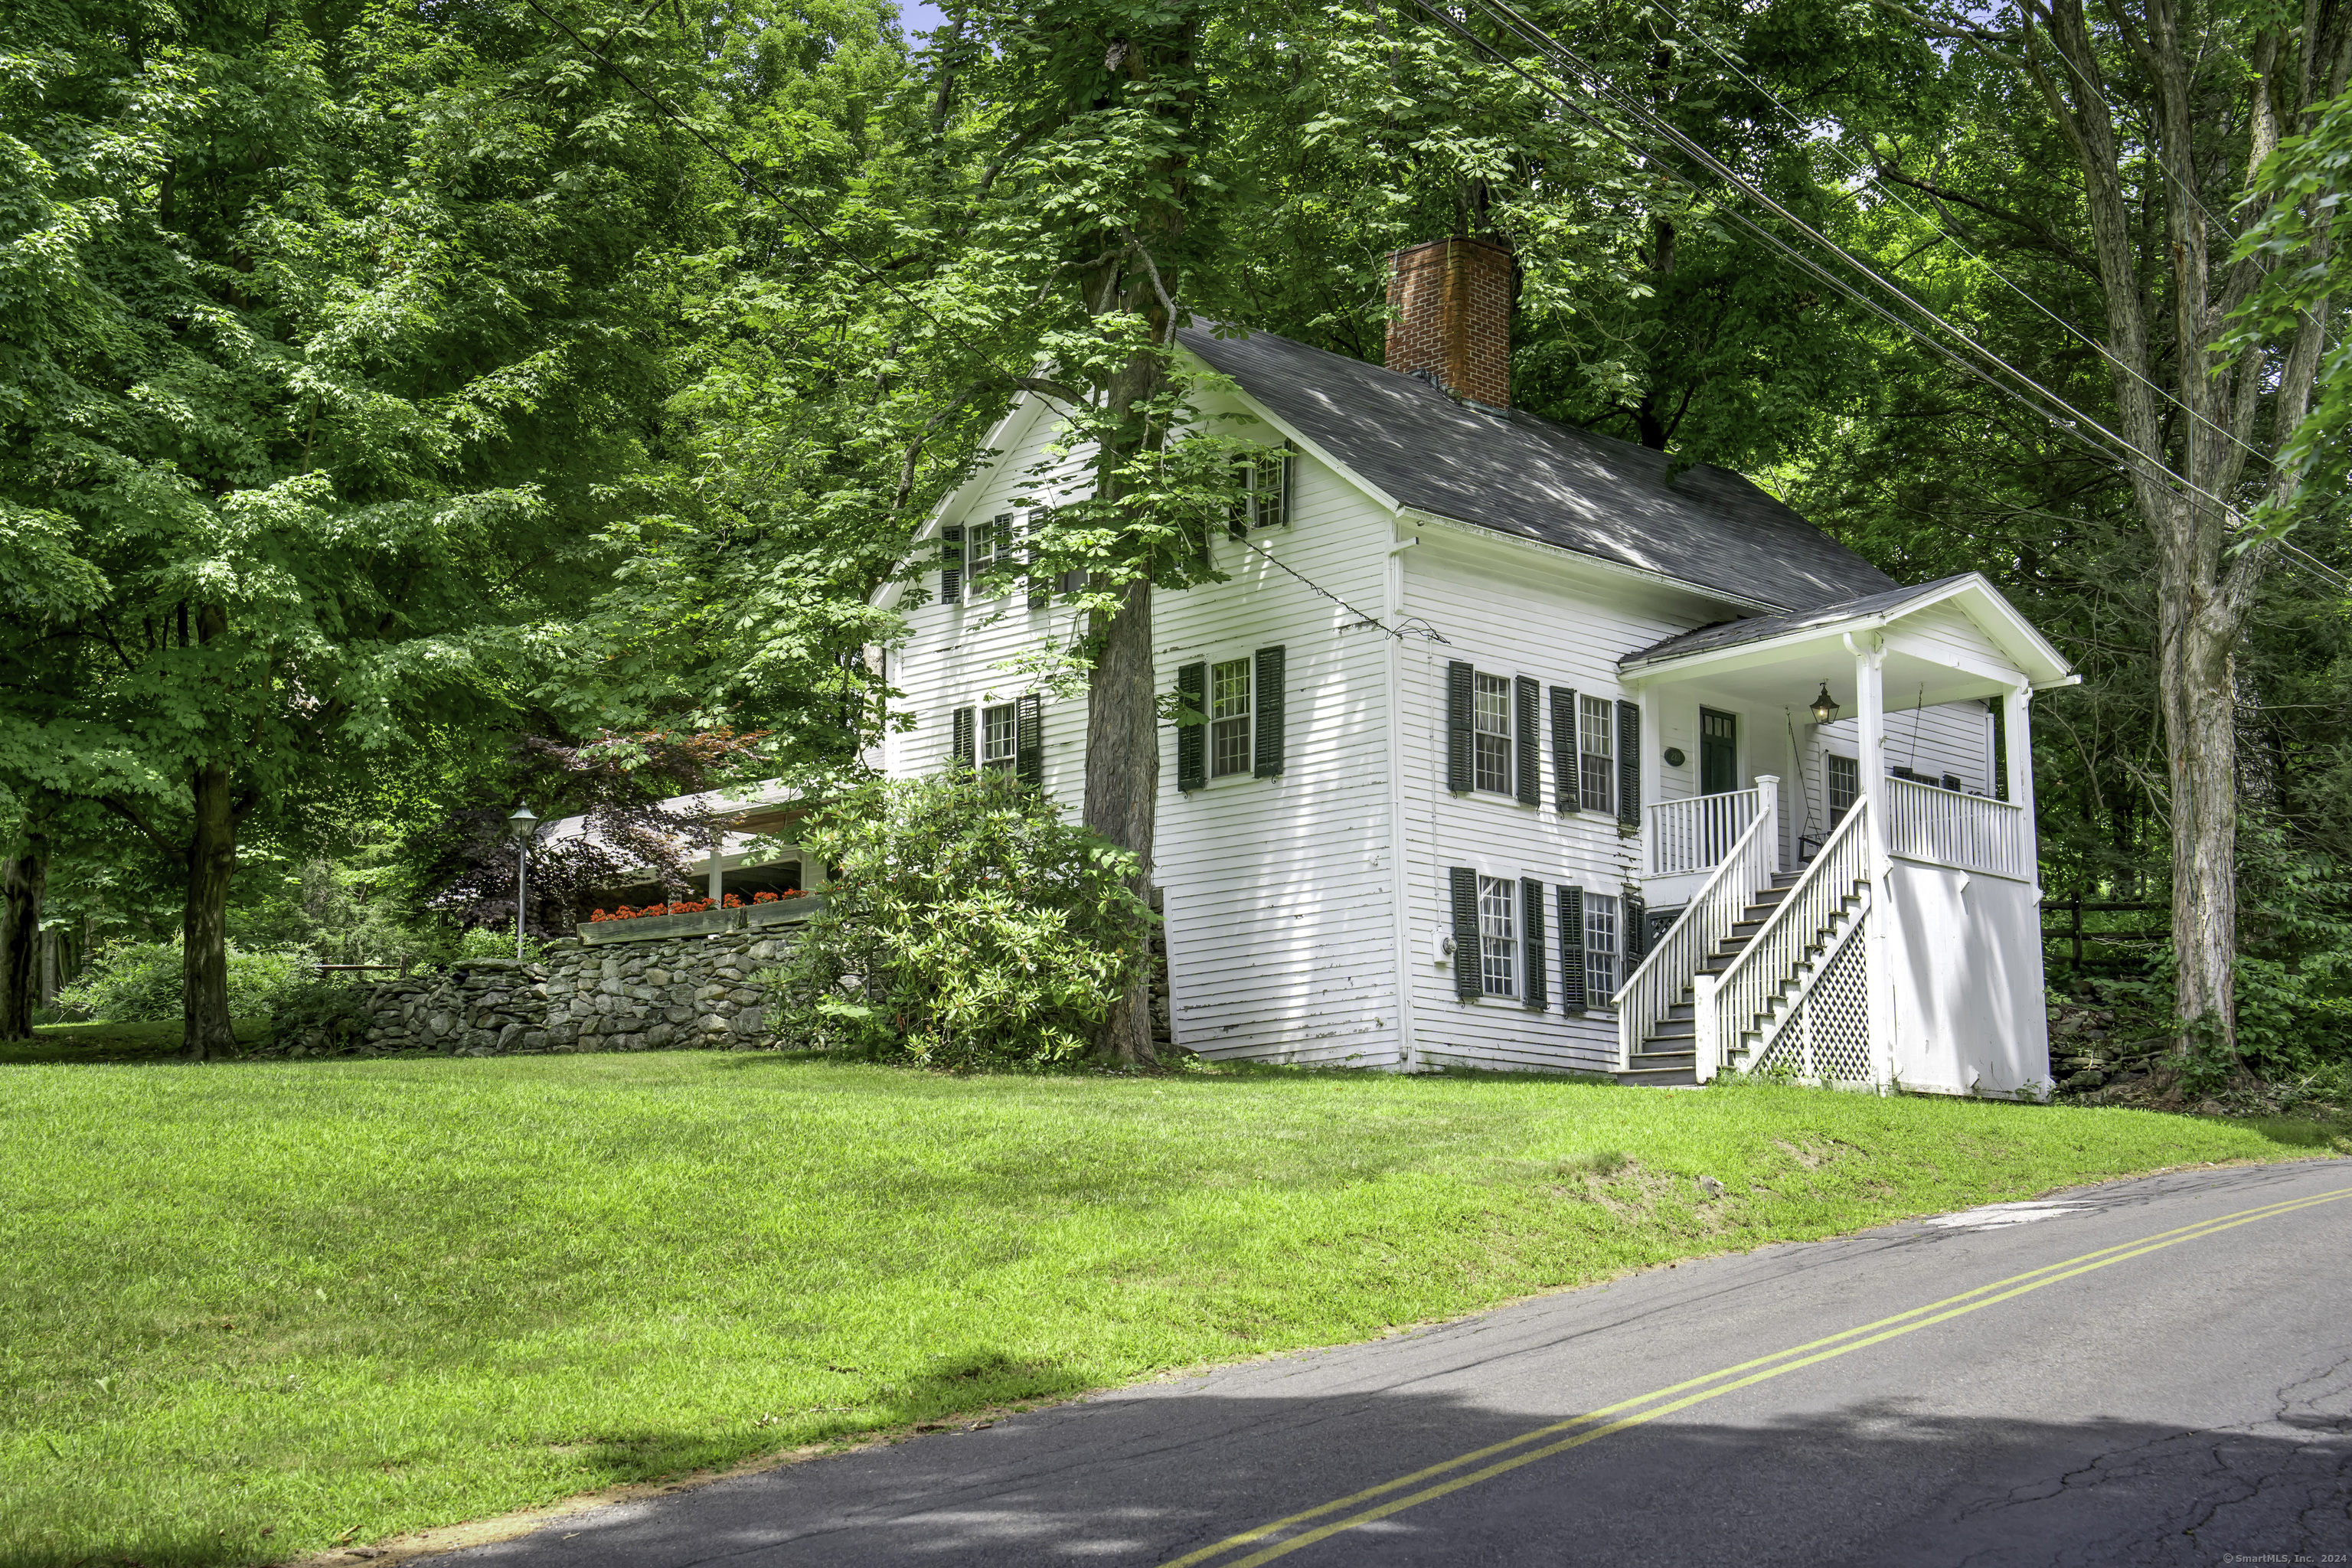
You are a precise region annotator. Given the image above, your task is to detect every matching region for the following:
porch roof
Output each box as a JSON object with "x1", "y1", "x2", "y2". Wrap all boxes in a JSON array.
[{"x1": 1615, "y1": 572, "x2": 2076, "y2": 707}]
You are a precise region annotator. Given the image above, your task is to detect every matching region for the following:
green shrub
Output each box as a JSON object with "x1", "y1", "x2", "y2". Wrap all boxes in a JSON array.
[
  {"x1": 265, "y1": 976, "x2": 374, "y2": 1052},
  {"x1": 762, "y1": 772, "x2": 1151, "y2": 1068},
  {"x1": 54, "y1": 940, "x2": 305, "y2": 1023}
]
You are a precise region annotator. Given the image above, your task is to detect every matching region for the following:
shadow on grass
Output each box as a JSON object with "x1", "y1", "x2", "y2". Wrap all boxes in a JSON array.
[{"x1": 2, "y1": 1018, "x2": 268, "y2": 1067}]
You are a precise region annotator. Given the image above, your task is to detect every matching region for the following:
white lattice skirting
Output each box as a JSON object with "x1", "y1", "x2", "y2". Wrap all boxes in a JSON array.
[{"x1": 1753, "y1": 909, "x2": 1874, "y2": 1085}]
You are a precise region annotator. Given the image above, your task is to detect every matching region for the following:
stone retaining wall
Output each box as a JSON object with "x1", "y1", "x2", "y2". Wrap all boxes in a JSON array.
[{"x1": 360, "y1": 929, "x2": 796, "y2": 1056}]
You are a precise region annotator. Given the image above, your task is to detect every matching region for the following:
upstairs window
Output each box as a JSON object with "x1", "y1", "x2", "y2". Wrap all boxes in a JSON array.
[
  {"x1": 1473, "y1": 674, "x2": 1513, "y2": 793},
  {"x1": 965, "y1": 512, "x2": 1015, "y2": 593},
  {"x1": 1828, "y1": 753, "x2": 1859, "y2": 822},
  {"x1": 1477, "y1": 874, "x2": 1517, "y2": 998},
  {"x1": 1210, "y1": 658, "x2": 1253, "y2": 778},
  {"x1": 1227, "y1": 446, "x2": 1294, "y2": 536},
  {"x1": 1578, "y1": 695, "x2": 1615, "y2": 814}
]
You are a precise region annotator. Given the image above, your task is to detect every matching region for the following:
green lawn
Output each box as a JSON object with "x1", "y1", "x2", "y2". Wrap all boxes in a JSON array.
[
  {"x1": 2, "y1": 1050, "x2": 2339, "y2": 1567},
  {"x1": 2, "y1": 1017, "x2": 273, "y2": 1065}
]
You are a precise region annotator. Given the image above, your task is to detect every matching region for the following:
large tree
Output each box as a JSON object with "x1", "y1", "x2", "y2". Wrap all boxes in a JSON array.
[
  {"x1": 1852, "y1": 0, "x2": 2348, "y2": 1053},
  {"x1": 0, "y1": 0, "x2": 717, "y2": 1055}
]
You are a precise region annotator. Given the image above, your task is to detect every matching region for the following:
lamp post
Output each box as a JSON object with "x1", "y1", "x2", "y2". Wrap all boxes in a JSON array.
[{"x1": 505, "y1": 803, "x2": 538, "y2": 961}]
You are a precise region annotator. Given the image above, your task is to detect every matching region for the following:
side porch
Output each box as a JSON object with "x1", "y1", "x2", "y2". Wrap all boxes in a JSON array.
[{"x1": 1610, "y1": 575, "x2": 2076, "y2": 1096}]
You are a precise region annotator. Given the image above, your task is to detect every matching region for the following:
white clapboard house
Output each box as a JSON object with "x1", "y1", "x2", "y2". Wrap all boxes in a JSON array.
[{"x1": 874, "y1": 236, "x2": 2077, "y2": 1094}]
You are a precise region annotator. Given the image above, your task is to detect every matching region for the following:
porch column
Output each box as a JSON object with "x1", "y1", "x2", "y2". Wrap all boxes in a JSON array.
[
  {"x1": 706, "y1": 828, "x2": 726, "y2": 904},
  {"x1": 1850, "y1": 635, "x2": 1900, "y2": 1089},
  {"x1": 2004, "y1": 683, "x2": 2039, "y2": 893}
]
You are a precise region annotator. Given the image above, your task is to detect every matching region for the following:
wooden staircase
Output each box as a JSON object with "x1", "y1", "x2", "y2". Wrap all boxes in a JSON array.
[{"x1": 1616, "y1": 872, "x2": 1801, "y2": 1086}]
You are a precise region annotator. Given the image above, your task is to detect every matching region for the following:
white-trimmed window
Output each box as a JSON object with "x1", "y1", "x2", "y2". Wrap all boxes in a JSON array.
[
  {"x1": 1578, "y1": 694, "x2": 1615, "y2": 813},
  {"x1": 1473, "y1": 674, "x2": 1513, "y2": 793},
  {"x1": 1478, "y1": 874, "x2": 1518, "y2": 998},
  {"x1": 1210, "y1": 658, "x2": 1252, "y2": 778},
  {"x1": 1828, "y1": 753, "x2": 1859, "y2": 822},
  {"x1": 1227, "y1": 446, "x2": 1292, "y2": 534},
  {"x1": 981, "y1": 702, "x2": 1018, "y2": 773},
  {"x1": 966, "y1": 511, "x2": 1013, "y2": 592},
  {"x1": 1584, "y1": 892, "x2": 1620, "y2": 1004}
]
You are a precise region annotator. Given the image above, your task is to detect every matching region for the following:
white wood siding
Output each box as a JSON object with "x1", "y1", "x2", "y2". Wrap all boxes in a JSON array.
[
  {"x1": 882, "y1": 390, "x2": 1409, "y2": 1067},
  {"x1": 1393, "y1": 524, "x2": 1726, "y2": 1076}
]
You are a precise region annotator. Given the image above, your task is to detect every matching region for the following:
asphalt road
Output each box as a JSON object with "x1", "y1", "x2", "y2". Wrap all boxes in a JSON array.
[{"x1": 423, "y1": 1158, "x2": 2352, "y2": 1567}]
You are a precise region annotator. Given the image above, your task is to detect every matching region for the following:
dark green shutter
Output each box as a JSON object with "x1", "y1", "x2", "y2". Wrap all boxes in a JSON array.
[
  {"x1": 1175, "y1": 662, "x2": 1207, "y2": 792},
  {"x1": 1558, "y1": 885, "x2": 1586, "y2": 1014},
  {"x1": 1015, "y1": 694, "x2": 1044, "y2": 786},
  {"x1": 1550, "y1": 686, "x2": 1576, "y2": 812},
  {"x1": 1623, "y1": 891, "x2": 1648, "y2": 966},
  {"x1": 1521, "y1": 877, "x2": 1547, "y2": 1009},
  {"x1": 949, "y1": 705, "x2": 975, "y2": 771},
  {"x1": 1450, "y1": 867, "x2": 1480, "y2": 1001},
  {"x1": 940, "y1": 526, "x2": 964, "y2": 605},
  {"x1": 1616, "y1": 700, "x2": 1642, "y2": 827},
  {"x1": 1514, "y1": 676, "x2": 1540, "y2": 805},
  {"x1": 1253, "y1": 645, "x2": 1285, "y2": 778},
  {"x1": 1277, "y1": 441, "x2": 1295, "y2": 527},
  {"x1": 1228, "y1": 455, "x2": 1252, "y2": 539},
  {"x1": 1446, "y1": 661, "x2": 1475, "y2": 793}
]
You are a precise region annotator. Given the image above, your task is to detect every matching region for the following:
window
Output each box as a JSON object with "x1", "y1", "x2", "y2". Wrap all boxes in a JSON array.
[
  {"x1": 1584, "y1": 893, "x2": 1621, "y2": 1004},
  {"x1": 965, "y1": 512, "x2": 1013, "y2": 593},
  {"x1": 1477, "y1": 875, "x2": 1517, "y2": 998},
  {"x1": 1473, "y1": 673, "x2": 1513, "y2": 793},
  {"x1": 1227, "y1": 447, "x2": 1292, "y2": 535},
  {"x1": 1578, "y1": 694, "x2": 1615, "y2": 813},
  {"x1": 981, "y1": 702, "x2": 1018, "y2": 773},
  {"x1": 1210, "y1": 658, "x2": 1252, "y2": 778},
  {"x1": 1827, "y1": 753, "x2": 1859, "y2": 822}
]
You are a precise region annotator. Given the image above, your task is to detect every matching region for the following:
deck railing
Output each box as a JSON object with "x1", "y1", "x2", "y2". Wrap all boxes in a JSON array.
[
  {"x1": 1616, "y1": 793, "x2": 1778, "y2": 1073},
  {"x1": 1645, "y1": 787, "x2": 1763, "y2": 878},
  {"x1": 1704, "y1": 800, "x2": 1871, "y2": 1074},
  {"x1": 1885, "y1": 776, "x2": 2030, "y2": 880}
]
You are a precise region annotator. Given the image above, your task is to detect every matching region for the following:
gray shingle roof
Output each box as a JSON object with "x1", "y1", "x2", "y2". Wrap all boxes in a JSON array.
[
  {"x1": 1617, "y1": 577, "x2": 1973, "y2": 667},
  {"x1": 1178, "y1": 325, "x2": 1900, "y2": 614}
]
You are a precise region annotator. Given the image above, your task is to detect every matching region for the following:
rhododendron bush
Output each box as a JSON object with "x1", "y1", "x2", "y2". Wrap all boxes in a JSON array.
[{"x1": 761, "y1": 773, "x2": 1149, "y2": 1067}]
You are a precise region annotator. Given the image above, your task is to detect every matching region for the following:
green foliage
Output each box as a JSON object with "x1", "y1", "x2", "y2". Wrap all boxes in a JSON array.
[
  {"x1": 54, "y1": 940, "x2": 300, "y2": 1024},
  {"x1": 263, "y1": 975, "x2": 371, "y2": 1053},
  {"x1": 764, "y1": 773, "x2": 1150, "y2": 1066}
]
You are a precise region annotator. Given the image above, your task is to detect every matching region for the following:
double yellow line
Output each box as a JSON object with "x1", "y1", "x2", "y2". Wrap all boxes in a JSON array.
[{"x1": 1161, "y1": 1185, "x2": 2352, "y2": 1568}]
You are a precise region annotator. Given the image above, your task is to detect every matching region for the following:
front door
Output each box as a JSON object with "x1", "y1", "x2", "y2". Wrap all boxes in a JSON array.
[{"x1": 1700, "y1": 708, "x2": 1739, "y2": 795}]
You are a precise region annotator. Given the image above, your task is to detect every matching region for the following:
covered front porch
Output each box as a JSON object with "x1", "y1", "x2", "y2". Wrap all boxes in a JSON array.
[{"x1": 1609, "y1": 575, "x2": 2077, "y2": 1096}]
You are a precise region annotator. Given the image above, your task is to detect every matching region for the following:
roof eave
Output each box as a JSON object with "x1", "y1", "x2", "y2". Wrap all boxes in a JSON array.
[{"x1": 1399, "y1": 508, "x2": 1786, "y2": 616}]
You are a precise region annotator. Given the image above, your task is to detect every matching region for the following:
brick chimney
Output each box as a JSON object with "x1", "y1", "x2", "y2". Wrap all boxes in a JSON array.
[{"x1": 1384, "y1": 236, "x2": 1514, "y2": 409}]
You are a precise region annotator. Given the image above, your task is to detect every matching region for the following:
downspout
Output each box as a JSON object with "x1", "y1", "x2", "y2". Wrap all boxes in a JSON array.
[{"x1": 1383, "y1": 533, "x2": 1420, "y2": 1070}]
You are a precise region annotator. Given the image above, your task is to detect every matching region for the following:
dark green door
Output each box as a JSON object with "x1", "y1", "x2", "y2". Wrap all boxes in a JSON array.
[{"x1": 1700, "y1": 708, "x2": 1739, "y2": 795}]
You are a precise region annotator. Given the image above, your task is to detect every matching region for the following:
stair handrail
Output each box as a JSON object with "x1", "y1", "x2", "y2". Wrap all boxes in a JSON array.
[
  {"x1": 1614, "y1": 795, "x2": 1779, "y2": 1072},
  {"x1": 1708, "y1": 799, "x2": 1872, "y2": 1073}
]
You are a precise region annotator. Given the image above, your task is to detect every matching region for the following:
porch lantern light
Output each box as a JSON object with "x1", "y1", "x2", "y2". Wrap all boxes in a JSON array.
[
  {"x1": 505, "y1": 803, "x2": 538, "y2": 961},
  {"x1": 1808, "y1": 684, "x2": 1840, "y2": 726}
]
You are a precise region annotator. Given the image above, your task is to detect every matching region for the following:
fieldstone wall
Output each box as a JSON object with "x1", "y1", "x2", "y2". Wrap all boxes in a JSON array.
[{"x1": 360, "y1": 929, "x2": 795, "y2": 1056}]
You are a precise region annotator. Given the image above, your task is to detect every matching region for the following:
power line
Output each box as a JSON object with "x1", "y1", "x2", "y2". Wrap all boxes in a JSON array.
[
  {"x1": 1410, "y1": 0, "x2": 2268, "y2": 541},
  {"x1": 1635, "y1": 0, "x2": 2273, "y2": 475},
  {"x1": 1229, "y1": 534, "x2": 1451, "y2": 642}
]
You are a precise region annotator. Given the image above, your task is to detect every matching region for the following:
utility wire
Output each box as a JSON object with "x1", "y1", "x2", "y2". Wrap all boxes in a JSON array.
[
  {"x1": 1635, "y1": 0, "x2": 2272, "y2": 474},
  {"x1": 1413, "y1": 0, "x2": 2268, "y2": 540},
  {"x1": 1229, "y1": 534, "x2": 1451, "y2": 642}
]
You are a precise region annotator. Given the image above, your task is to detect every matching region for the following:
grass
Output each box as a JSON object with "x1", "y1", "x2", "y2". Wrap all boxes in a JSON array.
[
  {"x1": 1, "y1": 1017, "x2": 270, "y2": 1066},
  {"x1": 2, "y1": 1048, "x2": 2341, "y2": 1567}
]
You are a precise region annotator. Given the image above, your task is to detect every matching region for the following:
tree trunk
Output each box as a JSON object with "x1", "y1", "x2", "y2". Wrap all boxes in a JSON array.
[
  {"x1": 0, "y1": 833, "x2": 47, "y2": 1041},
  {"x1": 2159, "y1": 545, "x2": 2242, "y2": 1051},
  {"x1": 1085, "y1": 577, "x2": 1160, "y2": 1064},
  {"x1": 182, "y1": 763, "x2": 240, "y2": 1060}
]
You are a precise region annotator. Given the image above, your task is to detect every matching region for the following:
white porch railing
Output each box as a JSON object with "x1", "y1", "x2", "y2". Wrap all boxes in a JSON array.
[
  {"x1": 1616, "y1": 789, "x2": 1779, "y2": 1073},
  {"x1": 1886, "y1": 776, "x2": 2030, "y2": 880},
  {"x1": 1704, "y1": 799, "x2": 1871, "y2": 1074},
  {"x1": 1646, "y1": 788, "x2": 1762, "y2": 877}
]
